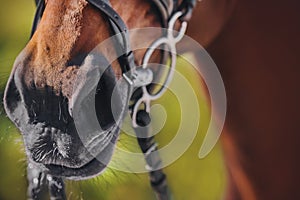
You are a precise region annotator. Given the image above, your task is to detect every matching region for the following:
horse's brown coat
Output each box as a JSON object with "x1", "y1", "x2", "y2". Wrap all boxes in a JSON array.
[
  {"x1": 188, "y1": 1, "x2": 300, "y2": 199},
  {"x1": 20, "y1": 0, "x2": 161, "y2": 99},
  {"x1": 6, "y1": 0, "x2": 300, "y2": 199}
]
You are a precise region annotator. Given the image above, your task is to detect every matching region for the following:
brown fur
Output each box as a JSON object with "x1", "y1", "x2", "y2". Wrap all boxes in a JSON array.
[{"x1": 188, "y1": 1, "x2": 300, "y2": 199}]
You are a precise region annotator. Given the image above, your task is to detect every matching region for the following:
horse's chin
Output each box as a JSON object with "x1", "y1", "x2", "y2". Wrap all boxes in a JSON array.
[{"x1": 44, "y1": 157, "x2": 108, "y2": 180}]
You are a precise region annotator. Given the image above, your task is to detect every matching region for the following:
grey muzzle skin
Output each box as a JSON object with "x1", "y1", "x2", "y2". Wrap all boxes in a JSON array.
[{"x1": 3, "y1": 52, "x2": 130, "y2": 179}]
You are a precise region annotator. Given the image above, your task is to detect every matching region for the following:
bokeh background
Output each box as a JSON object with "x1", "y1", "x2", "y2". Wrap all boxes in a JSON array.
[{"x1": 0, "y1": 1, "x2": 226, "y2": 199}]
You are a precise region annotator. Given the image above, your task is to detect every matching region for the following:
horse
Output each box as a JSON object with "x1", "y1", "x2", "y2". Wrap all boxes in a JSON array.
[{"x1": 3, "y1": 0, "x2": 300, "y2": 199}]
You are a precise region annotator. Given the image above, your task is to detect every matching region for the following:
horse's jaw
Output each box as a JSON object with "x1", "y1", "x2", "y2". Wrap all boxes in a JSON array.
[{"x1": 3, "y1": 52, "x2": 128, "y2": 180}]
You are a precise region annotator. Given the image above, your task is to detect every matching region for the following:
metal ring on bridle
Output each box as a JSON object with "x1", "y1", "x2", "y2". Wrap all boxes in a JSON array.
[{"x1": 131, "y1": 11, "x2": 188, "y2": 128}]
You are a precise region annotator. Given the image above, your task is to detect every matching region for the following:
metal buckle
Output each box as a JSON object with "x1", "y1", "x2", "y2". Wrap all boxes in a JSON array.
[{"x1": 123, "y1": 68, "x2": 153, "y2": 88}]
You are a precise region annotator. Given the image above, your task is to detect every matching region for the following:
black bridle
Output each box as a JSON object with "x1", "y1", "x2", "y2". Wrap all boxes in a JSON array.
[
  {"x1": 31, "y1": 0, "x2": 196, "y2": 76},
  {"x1": 29, "y1": 0, "x2": 196, "y2": 199}
]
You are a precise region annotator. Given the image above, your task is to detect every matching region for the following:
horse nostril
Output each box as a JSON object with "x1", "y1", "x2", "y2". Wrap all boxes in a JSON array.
[{"x1": 3, "y1": 66, "x2": 27, "y2": 126}]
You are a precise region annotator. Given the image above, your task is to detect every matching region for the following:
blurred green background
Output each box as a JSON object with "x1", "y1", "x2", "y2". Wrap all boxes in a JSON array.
[{"x1": 0, "y1": 1, "x2": 226, "y2": 199}]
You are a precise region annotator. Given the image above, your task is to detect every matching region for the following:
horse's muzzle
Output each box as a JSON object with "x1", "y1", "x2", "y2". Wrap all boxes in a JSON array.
[{"x1": 3, "y1": 52, "x2": 129, "y2": 179}]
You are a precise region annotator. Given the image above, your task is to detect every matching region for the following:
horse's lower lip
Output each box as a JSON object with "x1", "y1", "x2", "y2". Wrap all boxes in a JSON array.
[
  {"x1": 44, "y1": 157, "x2": 106, "y2": 180},
  {"x1": 43, "y1": 133, "x2": 117, "y2": 180}
]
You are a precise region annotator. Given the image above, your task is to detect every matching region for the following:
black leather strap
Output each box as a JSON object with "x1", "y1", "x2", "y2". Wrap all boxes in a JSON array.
[
  {"x1": 87, "y1": 0, "x2": 129, "y2": 52},
  {"x1": 87, "y1": 0, "x2": 134, "y2": 74},
  {"x1": 30, "y1": 0, "x2": 45, "y2": 38},
  {"x1": 152, "y1": 0, "x2": 175, "y2": 26}
]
